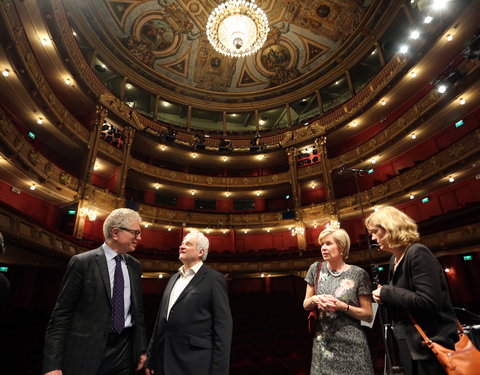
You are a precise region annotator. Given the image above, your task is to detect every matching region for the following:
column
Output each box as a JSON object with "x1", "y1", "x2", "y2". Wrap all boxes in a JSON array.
[
  {"x1": 82, "y1": 105, "x2": 107, "y2": 185},
  {"x1": 117, "y1": 126, "x2": 135, "y2": 196}
]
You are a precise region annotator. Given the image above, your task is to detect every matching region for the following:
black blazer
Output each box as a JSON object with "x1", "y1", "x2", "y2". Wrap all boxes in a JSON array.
[
  {"x1": 43, "y1": 247, "x2": 147, "y2": 375},
  {"x1": 146, "y1": 264, "x2": 233, "y2": 375},
  {"x1": 380, "y1": 243, "x2": 458, "y2": 360}
]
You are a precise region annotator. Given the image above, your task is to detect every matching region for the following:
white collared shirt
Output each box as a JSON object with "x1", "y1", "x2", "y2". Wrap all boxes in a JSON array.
[
  {"x1": 103, "y1": 243, "x2": 133, "y2": 328},
  {"x1": 167, "y1": 261, "x2": 203, "y2": 320}
]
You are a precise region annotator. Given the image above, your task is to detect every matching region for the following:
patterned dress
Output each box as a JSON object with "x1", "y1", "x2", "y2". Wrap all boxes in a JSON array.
[{"x1": 305, "y1": 261, "x2": 374, "y2": 375}]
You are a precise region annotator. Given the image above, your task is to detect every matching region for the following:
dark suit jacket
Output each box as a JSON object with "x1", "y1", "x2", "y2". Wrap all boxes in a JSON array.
[
  {"x1": 380, "y1": 243, "x2": 458, "y2": 360},
  {"x1": 43, "y1": 247, "x2": 147, "y2": 375},
  {"x1": 146, "y1": 264, "x2": 233, "y2": 375}
]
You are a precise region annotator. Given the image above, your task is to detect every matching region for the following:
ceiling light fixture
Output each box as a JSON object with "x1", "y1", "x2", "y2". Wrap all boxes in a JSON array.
[
  {"x1": 2, "y1": 69, "x2": 10, "y2": 77},
  {"x1": 459, "y1": 98, "x2": 465, "y2": 105},
  {"x1": 37, "y1": 118, "x2": 43, "y2": 124},
  {"x1": 206, "y1": 0, "x2": 270, "y2": 58}
]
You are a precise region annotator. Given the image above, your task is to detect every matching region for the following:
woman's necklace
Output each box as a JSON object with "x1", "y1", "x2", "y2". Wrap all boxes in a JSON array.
[{"x1": 326, "y1": 263, "x2": 346, "y2": 277}]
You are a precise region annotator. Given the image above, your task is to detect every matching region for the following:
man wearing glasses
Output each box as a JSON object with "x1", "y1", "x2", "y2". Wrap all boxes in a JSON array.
[{"x1": 43, "y1": 208, "x2": 147, "y2": 375}]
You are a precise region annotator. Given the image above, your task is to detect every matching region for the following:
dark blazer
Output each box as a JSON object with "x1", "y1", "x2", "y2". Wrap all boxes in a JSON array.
[
  {"x1": 146, "y1": 264, "x2": 233, "y2": 375},
  {"x1": 380, "y1": 243, "x2": 458, "y2": 360},
  {"x1": 43, "y1": 247, "x2": 147, "y2": 375}
]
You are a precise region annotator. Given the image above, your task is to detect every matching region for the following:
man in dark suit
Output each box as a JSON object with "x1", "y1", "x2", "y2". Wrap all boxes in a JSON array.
[
  {"x1": 43, "y1": 208, "x2": 147, "y2": 375},
  {"x1": 145, "y1": 231, "x2": 232, "y2": 375}
]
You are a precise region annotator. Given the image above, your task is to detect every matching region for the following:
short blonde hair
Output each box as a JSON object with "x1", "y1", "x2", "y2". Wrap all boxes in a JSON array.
[
  {"x1": 365, "y1": 206, "x2": 419, "y2": 248},
  {"x1": 318, "y1": 228, "x2": 351, "y2": 259},
  {"x1": 103, "y1": 208, "x2": 142, "y2": 240}
]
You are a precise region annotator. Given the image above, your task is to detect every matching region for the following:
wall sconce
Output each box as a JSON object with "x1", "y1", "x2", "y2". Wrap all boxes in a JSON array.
[
  {"x1": 79, "y1": 207, "x2": 97, "y2": 221},
  {"x1": 326, "y1": 220, "x2": 340, "y2": 230}
]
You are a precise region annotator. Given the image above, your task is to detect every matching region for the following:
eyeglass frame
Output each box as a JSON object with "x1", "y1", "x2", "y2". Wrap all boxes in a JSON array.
[{"x1": 117, "y1": 227, "x2": 142, "y2": 238}]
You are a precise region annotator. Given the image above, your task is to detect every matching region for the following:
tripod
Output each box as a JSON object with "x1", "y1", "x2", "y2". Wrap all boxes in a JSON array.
[{"x1": 344, "y1": 168, "x2": 401, "y2": 375}]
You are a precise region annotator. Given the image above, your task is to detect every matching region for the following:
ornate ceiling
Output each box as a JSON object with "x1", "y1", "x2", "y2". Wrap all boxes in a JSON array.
[{"x1": 67, "y1": 0, "x2": 382, "y2": 110}]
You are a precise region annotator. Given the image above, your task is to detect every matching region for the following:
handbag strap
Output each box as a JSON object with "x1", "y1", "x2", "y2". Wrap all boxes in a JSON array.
[
  {"x1": 408, "y1": 313, "x2": 464, "y2": 345},
  {"x1": 314, "y1": 262, "x2": 323, "y2": 291}
]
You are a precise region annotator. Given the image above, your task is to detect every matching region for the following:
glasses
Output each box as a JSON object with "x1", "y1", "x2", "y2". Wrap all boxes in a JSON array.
[{"x1": 118, "y1": 227, "x2": 141, "y2": 238}]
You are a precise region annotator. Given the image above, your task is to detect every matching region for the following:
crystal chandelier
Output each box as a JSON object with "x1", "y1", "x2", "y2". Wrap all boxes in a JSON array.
[{"x1": 206, "y1": 0, "x2": 269, "y2": 58}]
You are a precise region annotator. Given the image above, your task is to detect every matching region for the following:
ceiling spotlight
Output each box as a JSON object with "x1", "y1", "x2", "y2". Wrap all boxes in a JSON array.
[
  {"x1": 41, "y1": 37, "x2": 50, "y2": 45},
  {"x1": 160, "y1": 145, "x2": 166, "y2": 151},
  {"x1": 411, "y1": 133, "x2": 417, "y2": 139},
  {"x1": 64, "y1": 78, "x2": 73, "y2": 86},
  {"x1": 93, "y1": 164, "x2": 99, "y2": 171},
  {"x1": 37, "y1": 118, "x2": 43, "y2": 124},
  {"x1": 225, "y1": 191, "x2": 230, "y2": 197},
  {"x1": 351, "y1": 121, "x2": 357, "y2": 127},
  {"x1": 399, "y1": 45, "x2": 409, "y2": 54},
  {"x1": 30, "y1": 184, "x2": 36, "y2": 191},
  {"x1": 380, "y1": 99, "x2": 387, "y2": 106},
  {"x1": 424, "y1": 16, "x2": 433, "y2": 24},
  {"x1": 256, "y1": 191, "x2": 260, "y2": 196},
  {"x1": 447, "y1": 34, "x2": 453, "y2": 41},
  {"x1": 223, "y1": 156, "x2": 228, "y2": 162},
  {"x1": 125, "y1": 83, "x2": 133, "y2": 90},
  {"x1": 257, "y1": 154, "x2": 264, "y2": 160},
  {"x1": 459, "y1": 98, "x2": 465, "y2": 105},
  {"x1": 155, "y1": 184, "x2": 160, "y2": 190},
  {"x1": 410, "y1": 30, "x2": 420, "y2": 40},
  {"x1": 410, "y1": 193, "x2": 415, "y2": 199},
  {"x1": 448, "y1": 176, "x2": 455, "y2": 182},
  {"x1": 191, "y1": 190, "x2": 195, "y2": 196},
  {"x1": 311, "y1": 184, "x2": 316, "y2": 189},
  {"x1": 432, "y1": 0, "x2": 448, "y2": 10},
  {"x1": 437, "y1": 84, "x2": 447, "y2": 93},
  {"x1": 410, "y1": 71, "x2": 417, "y2": 78},
  {"x1": 167, "y1": 227, "x2": 172, "y2": 231},
  {"x1": 2, "y1": 69, "x2": 10, "y2": 77},
  {"x1": 192, "y1": 153, "x2": 197, "y2": 159}
]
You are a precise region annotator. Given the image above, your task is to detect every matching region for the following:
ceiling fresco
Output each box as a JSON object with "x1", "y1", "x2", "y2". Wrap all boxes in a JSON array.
[{"x1": 82, "y1": 0, "x2": 373, "y2": 94}]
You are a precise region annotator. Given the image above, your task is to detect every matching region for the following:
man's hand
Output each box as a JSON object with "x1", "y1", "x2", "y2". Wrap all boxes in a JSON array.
[{"x1": 136, "y1": 354, "x2": 147, "y2": 370}]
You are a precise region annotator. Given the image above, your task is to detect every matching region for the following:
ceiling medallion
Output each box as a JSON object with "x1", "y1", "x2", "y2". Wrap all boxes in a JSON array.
[{"x1": 206, "y1": 0, "x2": 270, "y2": 58}]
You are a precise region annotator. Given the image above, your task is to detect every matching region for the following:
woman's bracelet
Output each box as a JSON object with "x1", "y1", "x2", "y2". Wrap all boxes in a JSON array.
[{"x1": 344, "y1": 304, "x2": 350, "y2": 312}]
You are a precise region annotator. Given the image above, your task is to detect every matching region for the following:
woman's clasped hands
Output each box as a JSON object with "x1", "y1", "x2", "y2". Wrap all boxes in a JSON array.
[{"x1": 312, "y1": 294, "x2": 339, "y2": 312}]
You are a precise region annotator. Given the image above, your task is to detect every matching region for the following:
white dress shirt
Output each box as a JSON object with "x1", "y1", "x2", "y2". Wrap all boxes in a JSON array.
[
  {"x1": 103, "y1": 243, "x2": 133, "y2": 328},
  {"x1": 167, "y1": 261, "x2": 203, "y2": 320}
]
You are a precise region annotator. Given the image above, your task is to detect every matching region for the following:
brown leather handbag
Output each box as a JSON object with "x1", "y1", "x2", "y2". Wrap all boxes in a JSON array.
[
  {"x1": 307, "y1": 262, "x2": 322, "y2": 335},
  {"x1": 409, "y1": 314, "x2": 480, "y2": 375}
]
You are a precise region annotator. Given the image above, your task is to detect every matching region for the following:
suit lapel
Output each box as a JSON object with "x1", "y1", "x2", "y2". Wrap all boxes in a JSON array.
[
  {"x1": 172, "y1": 264, "x2": 207, "y2": 307},
  {"x1": 161, "y1": 273, "x2": 180, "y2": 317},
  {"x1": 94, "y1": 246, "x2": 111, "y2": 302}
]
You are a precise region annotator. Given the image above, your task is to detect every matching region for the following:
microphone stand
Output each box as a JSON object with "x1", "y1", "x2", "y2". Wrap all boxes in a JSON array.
[{"x1": 349, "y1": 169, "x2": 399, "y2": 375}]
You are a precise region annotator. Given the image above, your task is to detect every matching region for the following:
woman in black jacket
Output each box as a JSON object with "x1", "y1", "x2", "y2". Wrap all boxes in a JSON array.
[{"x1": 366, "y1": 206, "x2": 458, "y2": 375}]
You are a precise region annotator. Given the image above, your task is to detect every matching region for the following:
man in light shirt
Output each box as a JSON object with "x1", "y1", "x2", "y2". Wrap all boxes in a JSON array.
[
  {"x1": 146, "y1": 231, "x2": 232, "y2": 375},
  {"x1": 43, "y1": 208, "x2": 147, "y2": 375}
]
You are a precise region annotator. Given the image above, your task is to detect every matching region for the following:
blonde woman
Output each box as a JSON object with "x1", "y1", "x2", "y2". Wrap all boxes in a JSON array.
[
  {"x1": 366, "y1": 206, "x2": 458, "y2": 375},
  {"x1": 303, "y1": 227, "x2": 374, "y2": 375}
]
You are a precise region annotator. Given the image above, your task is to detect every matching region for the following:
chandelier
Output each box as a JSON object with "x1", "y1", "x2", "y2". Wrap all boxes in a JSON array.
[{"x1": 206, "y1": 0, "x2": 270, "y2": 58}]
